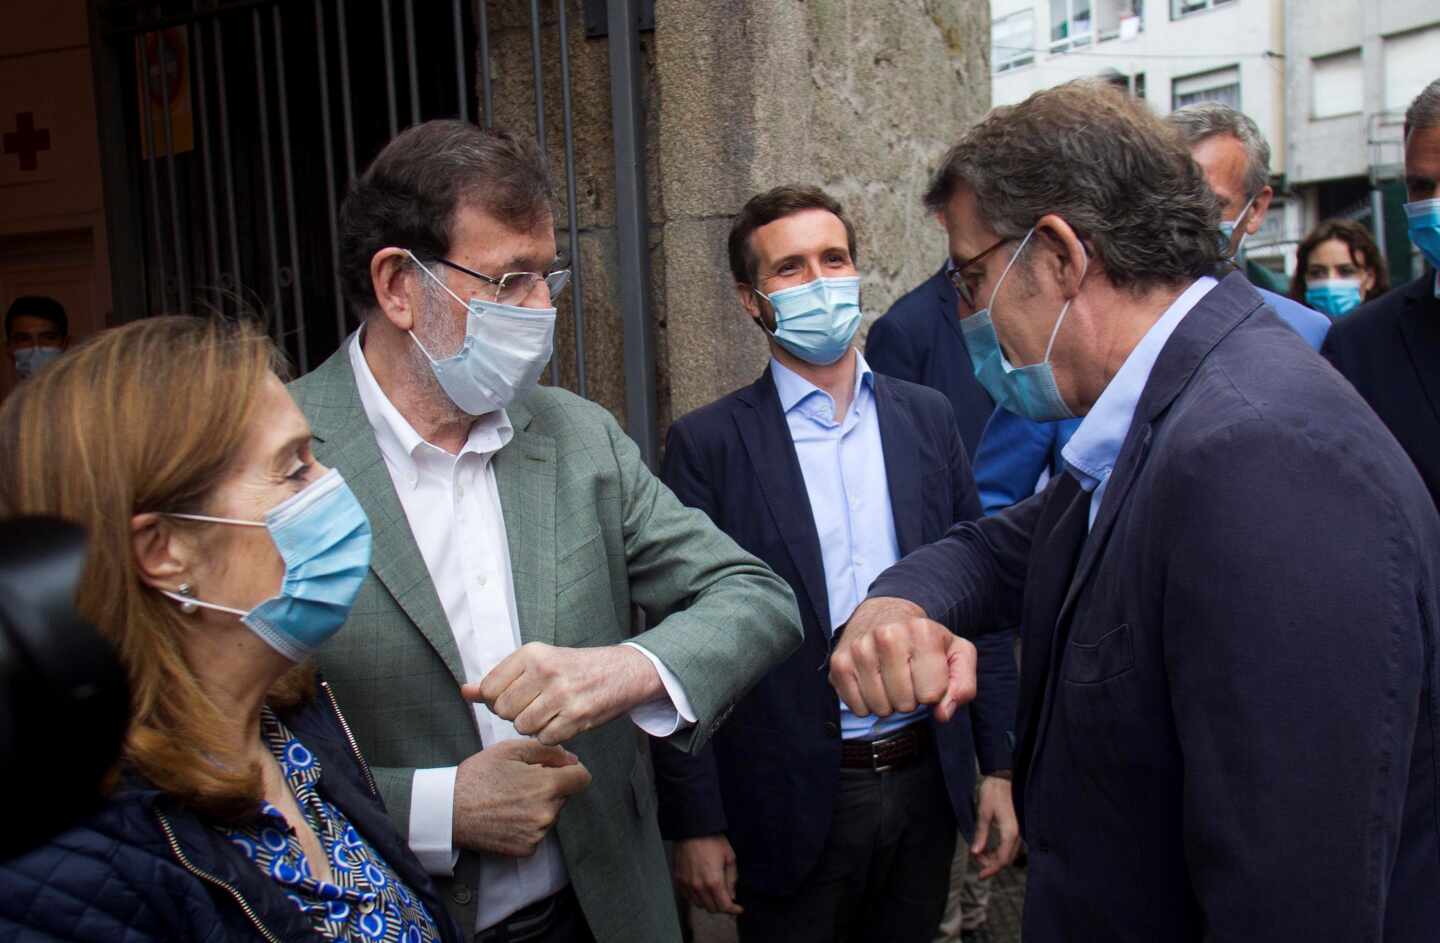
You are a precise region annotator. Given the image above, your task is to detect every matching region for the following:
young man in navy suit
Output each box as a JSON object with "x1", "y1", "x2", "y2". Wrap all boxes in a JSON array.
[{"x1": 651, "y1": 186, "x2": 1020, "y2": 943}]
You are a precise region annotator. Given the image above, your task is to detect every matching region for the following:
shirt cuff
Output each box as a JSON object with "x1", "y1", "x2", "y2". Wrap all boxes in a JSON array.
[
  {"x1": 622, "y1": 641, "x2": 698, "y2": 737},
  {"x1": 409, "y1": 767, "x2": 462, "y2": 876}
]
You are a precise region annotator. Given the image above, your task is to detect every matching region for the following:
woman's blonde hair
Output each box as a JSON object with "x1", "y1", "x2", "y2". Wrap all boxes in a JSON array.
[{"x1": 0, "y1": 315, "x2": 312, "y2": 819}]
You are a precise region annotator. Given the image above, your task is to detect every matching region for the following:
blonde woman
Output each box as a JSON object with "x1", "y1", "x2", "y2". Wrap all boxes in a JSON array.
[{"x1": 0, "y1": 316, "x2": 463, "y2": 943}]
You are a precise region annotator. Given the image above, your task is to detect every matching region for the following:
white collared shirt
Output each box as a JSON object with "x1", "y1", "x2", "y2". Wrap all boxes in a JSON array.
[{"x1": 347, "y1": 331, "x2": 693, "y2": 930}]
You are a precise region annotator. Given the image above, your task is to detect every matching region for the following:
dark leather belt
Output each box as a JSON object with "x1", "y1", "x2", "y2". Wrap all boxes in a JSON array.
[
  {"x1": 840, "y1": 720, "x2": 931, "y2": 772},
  {"x1": 475, "y1": 885, "x2": 580, "y2": 943}
]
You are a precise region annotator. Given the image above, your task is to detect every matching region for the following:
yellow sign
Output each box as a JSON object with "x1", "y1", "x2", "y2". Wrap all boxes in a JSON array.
[{"x1": 135, "y1": 28, "x2": 194, "y2": 158}]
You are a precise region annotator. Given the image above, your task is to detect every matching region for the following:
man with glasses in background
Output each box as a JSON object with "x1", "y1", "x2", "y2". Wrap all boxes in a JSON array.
[{"x1": 289, "y1": 120, "x2": 803, "y2": 943}]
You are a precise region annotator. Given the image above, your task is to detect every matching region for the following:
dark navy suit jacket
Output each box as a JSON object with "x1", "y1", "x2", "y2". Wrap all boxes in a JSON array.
[
  {"x1": 651, "y1": 367, "x2": 1019, "y2": 898},
  {"x1": 866, "y1": 265, "x2": 995, "y2": 460},
  {"x1": 1323, "y1": 269, "x2": 1440, "y2": 512},
  {"x1": 870, "y1": 273, "x2": 1440, "y2": 941}
]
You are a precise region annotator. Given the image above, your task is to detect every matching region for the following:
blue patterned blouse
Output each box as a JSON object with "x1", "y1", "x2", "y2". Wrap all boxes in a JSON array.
[{"x1": 219, "y1": 709, "x2": 441, "y2": 942}]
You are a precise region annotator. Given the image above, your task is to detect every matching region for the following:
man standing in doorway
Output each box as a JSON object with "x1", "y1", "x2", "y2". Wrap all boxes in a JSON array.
[{"x1": 5, "y1": 296, "x2": 69, "y2": 382}]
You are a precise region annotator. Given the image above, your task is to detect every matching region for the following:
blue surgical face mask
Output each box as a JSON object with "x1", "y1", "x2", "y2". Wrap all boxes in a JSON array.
[
  {"x1": 406, "y1": 250, "x2": 558, "y2": 416},
  {"x1": 12, "y1": 346, "x2": 62, "y2": 380},
  {"x1": 162, "y1": 469, "x2": 373, "y2": 662},
  {"x1": 1305, "y1": 278, "x2": 1364, "y2": 318},
  {"x1": 755, "y1": 275, "x2": 863, "y2": 366},
  {"x1": 959, "y1": 228, "x2": 1080, "y2": 423},
  {"x1": 1218, "y1": 194, "x2": 1257, "y2": 260},
  {"x1": 1405, "y1": 198, "x2": 1440, "y2": 271}
]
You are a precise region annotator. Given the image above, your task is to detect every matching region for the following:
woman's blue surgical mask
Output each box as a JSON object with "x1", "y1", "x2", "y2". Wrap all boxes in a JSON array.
[
  {"x1": 407, "y1": 250, "x2": 558, "y2": 416},
  {"x1": 959, "y1": 228, "x2": 1080, "y2": 423},
  {"x1": 1405, "y1": 198, "x2": 1440, "y2": 271},
  {"x1": 162, "y1": 469, "x2": 373, "y2": 662},
  {"x1": 1305, "y1": 279, "x2": 1364, "y2": 318},
  {"x1": 755, "y1": 275, "x2": 863, "y2": 366}
]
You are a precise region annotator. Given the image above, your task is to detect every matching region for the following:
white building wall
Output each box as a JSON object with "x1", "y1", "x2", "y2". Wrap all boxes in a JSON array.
[
  {"x1": 1286, "y1": 0, "x2": 1440, "y2": 187},
  {"x1": 991, "y1": 0, "x2": 1288, "y2": 177}
]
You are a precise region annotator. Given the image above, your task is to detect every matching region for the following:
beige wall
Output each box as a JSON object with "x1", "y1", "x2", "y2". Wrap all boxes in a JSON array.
[{"x1": 480, "y1": 0, "x2": 990, "y2": 435}]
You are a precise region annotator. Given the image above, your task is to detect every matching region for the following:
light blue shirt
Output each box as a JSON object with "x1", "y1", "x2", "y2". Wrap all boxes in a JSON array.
[
  {"x1": 771, "y1": 353, "x2": 925, "y2": 740},
  {"x1": 1254, "y1": 286, "x2": 1330, "y2": 349},
  {"x1": 1062, "y1": 276, "x2": 1218, "y2": 529}
]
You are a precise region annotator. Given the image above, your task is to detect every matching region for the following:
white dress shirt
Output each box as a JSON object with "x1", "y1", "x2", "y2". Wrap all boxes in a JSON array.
[{"x1": 347, "y1": 332, "x2": 694, "y2": 930}]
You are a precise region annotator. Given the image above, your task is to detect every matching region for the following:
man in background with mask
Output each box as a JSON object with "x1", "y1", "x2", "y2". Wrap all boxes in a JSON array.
[
  {"x1": 828, "y1": 81, "x2": 1440, "y2": 941},
  {"x1": 1324, "y1": 77, "x2": 1440, "y2": 513},
  {"x1": 1167, "y1": 102, "x2": 1330, "y2": 350},
  {"x1": 649, "y1": 185, "x2": 1018, "y2": 943},
  {"x1": 5, "y1": 295, "x2": 68, "y2": 383},
  {"x1": 287, "y1": 120, "x2": 803, "y2": 943}
]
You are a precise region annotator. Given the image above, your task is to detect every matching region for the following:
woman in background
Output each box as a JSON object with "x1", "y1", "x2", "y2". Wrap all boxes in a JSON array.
[{"x1": 1289, "y1": 218, "x2": 1390, "y2": 318}]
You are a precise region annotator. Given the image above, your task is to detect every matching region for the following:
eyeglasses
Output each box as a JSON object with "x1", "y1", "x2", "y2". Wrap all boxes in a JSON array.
[
  {"x1": 947, "y1": 237, "x2": 1012, "y2": 308},
  {"x1": 433, "y1": 257, "x2": 572, "y2": 306}
]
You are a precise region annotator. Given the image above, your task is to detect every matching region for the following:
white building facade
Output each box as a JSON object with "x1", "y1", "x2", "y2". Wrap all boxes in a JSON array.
[{"x1": 991, "y1": 0, "x2": 1293, "y2": 278}]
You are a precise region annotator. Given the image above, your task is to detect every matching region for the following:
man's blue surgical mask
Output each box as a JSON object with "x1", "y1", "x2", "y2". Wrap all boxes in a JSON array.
[
  {"x1": 1218, "y1": 194, "x2": 1257, "y2": 260},
  {"x1": 959, "y1": 228, "x2": 1080, "y2": 423},
  {"x1": 12, "y1": 346, "x2": 62, "y2": 380},
  {"x1": 407, "y1": 250, "x2": 558, "y2": 416},
  {"x1": 1304, "y1": 279, "x2": 1364, "y2": 318},
  {"x1": 754, "y1": 275, "x2": 863, "y2": 366},
  {"x1": 162, "y1": 469, "x2": 373, "y2": 662},
  {"x1": 1405, "y1": 198, "x2": 1440, "y2": 271}
]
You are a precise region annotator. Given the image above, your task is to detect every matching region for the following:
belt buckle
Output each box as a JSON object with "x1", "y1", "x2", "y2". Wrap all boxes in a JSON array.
[{"x1": 870, "y1": 738, "x2": 896, "y2": 773}]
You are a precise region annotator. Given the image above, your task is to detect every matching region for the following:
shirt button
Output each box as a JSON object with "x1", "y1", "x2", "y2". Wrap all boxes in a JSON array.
[
  {"x1": 457, "y1": 484, "x2": 466, "y2": 498},
  {"x1": 358, "y1": 898, "x2": 377, "y2": 915},
  {"x1": 452, "y1": 885, "x2": 472, "y2": 905},
  {"x1": 475, "y1": 573, "x2": 488, "y2": 587}
]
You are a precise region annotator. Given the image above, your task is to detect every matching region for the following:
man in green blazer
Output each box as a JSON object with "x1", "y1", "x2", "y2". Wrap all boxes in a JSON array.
[{"x1": 289, "y1": 120, "x2": 803, "y2": 942}]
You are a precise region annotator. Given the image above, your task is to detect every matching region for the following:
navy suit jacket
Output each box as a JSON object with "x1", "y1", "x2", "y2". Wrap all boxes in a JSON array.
[
  {"x1": 1323, "y1": 270, "x2": 1440, "y2": 512},
  {"x1": 866, "y1": 265, "x2": 996, "y2": 460},
  {"x1": 651, "y1": 367, "x2": 1019, "y2": 898},
  {"x1": 870, "y1": 273, "x2": 1440, "y2": 941}
]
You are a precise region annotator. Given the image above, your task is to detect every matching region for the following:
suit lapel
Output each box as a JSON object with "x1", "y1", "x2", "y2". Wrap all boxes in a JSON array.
[
  {"x1": 1396, "y1": 277, "x2": 1440, "y2": 430},
  {"x1": 874, "y1": 376, "x2": 924, "y2": 555},
  {"x1": 493, "y1": 399, "x2": 558, "y2": 647},
  {"x1": 302, "y1": 347, "x2": 467, "y2": 686},
  {"x1": 734, "y1": 371, "x2": 832, "y2": 632}
]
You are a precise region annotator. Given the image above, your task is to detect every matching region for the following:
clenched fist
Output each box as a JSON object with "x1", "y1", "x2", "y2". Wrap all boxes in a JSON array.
[
  {"x1": 829, "y1": 596, "x2": 978, "y2": 723},
  {"x1": 464, "y1": 643, "x2": 664, "y2": 745},
  {"x1": 452, "y1": 739, "x2": 592, "y2": 857}
]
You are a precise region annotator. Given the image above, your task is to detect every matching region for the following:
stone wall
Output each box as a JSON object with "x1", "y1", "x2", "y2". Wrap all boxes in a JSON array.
[
  {"x1": 481, "y1": 0, "x2": 990, "y2": 435},
  {"x1": 654, "y1": 0, "x2": 992, "y2": 422}
]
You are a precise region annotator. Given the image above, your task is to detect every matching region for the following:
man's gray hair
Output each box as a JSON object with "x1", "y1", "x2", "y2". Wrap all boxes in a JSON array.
[
  {"x1": 927, "y1": 80, "x2": 1222, "y2": 294},
  {"x1": 1167, "y1": 102, "x2": 1272, "y2": 200},
  {"x1": 1406, "y1": 77, "x2": 1440, "y2": 141}
]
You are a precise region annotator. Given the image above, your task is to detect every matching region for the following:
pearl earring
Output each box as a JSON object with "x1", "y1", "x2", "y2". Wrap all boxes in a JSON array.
[{"x1": 176, "y1": 582, "x2": 198, "y2": 614}]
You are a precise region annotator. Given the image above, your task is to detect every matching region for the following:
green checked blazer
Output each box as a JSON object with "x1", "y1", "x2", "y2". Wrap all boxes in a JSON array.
[{"x1": 288, "y1": 345, "x2": 802, "y2": 941}]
